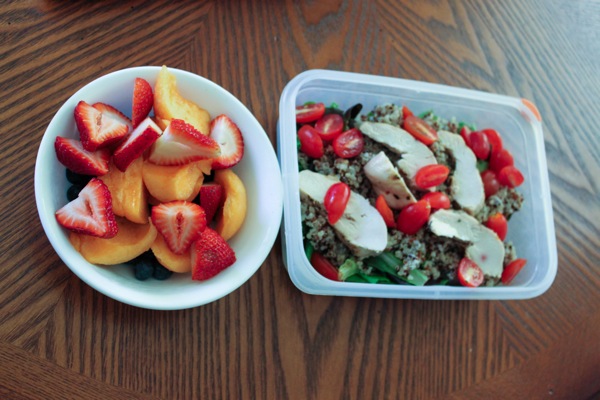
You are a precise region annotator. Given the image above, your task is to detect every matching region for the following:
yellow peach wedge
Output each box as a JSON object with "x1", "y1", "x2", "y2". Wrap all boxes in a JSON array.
[
  {"x1": 142, "y1": 160, "x2": 209, "y2": 203},
  {"x1": 154, "y1": 65, "x2": 210, "y2": 135},
  {"x1": 99, "y1": 158, "x2": 149, "y2": 224},
  {"x1": 214, "y1": 169, "x2": 247, "y2": 241},
  {"x1": 151, "y1": 233, "x2": 192, "y2": 273},
  {"x1": 69, "y1": 217, "x2": 157, "y2": 265}
]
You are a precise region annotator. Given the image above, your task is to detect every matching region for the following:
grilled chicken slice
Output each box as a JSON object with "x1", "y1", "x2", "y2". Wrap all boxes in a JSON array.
[
  {"x1": 299, "y1": 170, "x2": 387, "y2": 258},
  {"x1": 428, "y1": 209, "x2": 505, "y2": 278},
  {"x1": 437, "y1": 130, "x2": 485, "y2": 215},
  {"x1": 363, "y1": 151, "x2": 416, "y2": 209},
  {"x1": 358, "y1": 121, "x2": 437, "y2": 185}
]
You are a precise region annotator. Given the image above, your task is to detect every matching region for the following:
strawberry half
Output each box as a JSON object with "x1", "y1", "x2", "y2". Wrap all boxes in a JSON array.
[
  {"x1": 199, "y1": 183, "x2": 224, "y2": 223},
  {"x1": 55, "y1": 136, "x2": 111, "y2": 176},
  {"x1": 191, "y1": 228, "x2": 236, "y2": 281},
  {"x1": 151, "y1": 200, "x2": 207, "y2": 255},
  {"x1": 55, "y1": 178, "x2": 118, "y2": 238},
  {"x1": 132, "y1": 78, "x2": 154, "y2": 128},
  {"x1": 75, "y1": 101, "x2": 130, "y2": 151},
  {"x1": 209, "y1": 114, "x2": 244, "y2": 169},
  {"x1": 93, "y1": 102, "x2": 133, "y2": 133},
  {"x1": 112, "y1": 117, "x2": 162, "y2": 172},
  {"x1": 148, "y1": 119, "x2": 221, "y2": 166}
]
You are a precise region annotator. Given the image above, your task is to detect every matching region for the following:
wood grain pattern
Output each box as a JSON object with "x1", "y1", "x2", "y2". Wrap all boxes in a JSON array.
[{"x1": 1, "y1": 0, "x2": 599, "y2": 399}]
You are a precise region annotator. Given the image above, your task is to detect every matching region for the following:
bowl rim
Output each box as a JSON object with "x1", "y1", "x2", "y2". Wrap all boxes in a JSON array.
[{"x1": 35, "y1": 66, "x2": 283, "y2": 310}]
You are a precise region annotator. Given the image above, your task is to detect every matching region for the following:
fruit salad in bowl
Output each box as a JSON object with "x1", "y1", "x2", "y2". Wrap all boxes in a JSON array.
[{"x1": 35, "y1": 66, "x2": 283, "y2": 310}]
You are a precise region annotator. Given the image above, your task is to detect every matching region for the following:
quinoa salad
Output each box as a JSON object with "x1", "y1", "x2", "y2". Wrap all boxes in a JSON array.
[{"x1": 295, "y1": 102, "x2": 526, "y2": 287}]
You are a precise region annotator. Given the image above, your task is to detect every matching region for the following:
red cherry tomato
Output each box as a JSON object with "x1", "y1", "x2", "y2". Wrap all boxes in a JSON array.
[
  {"x1": 375, "y1": 195, "x2": 395, "y2": 228},
  {"x1": 332, "y1": 128, "x2": 364, "y2": 159},
  {"x1": 481, "y1": 170, "x2": 500, "y2": 198},
  {"x1": 498, "y1": 165, "x2": 525, "y2": 188},
  {"x1": 485, "y1": 213, "x2": 508, "y2": 241},
  {"x1": 298, "y1": 125, "x2": 324, "y2": 159},
  {"x1": 323, "y1": 182, "x2": 351, "y2": 225},
  {"x1": 501, "y1": 258, "x2": 527, "y2": 285},
  {"x1": 402, "y1": 105, "x2": 414, "y2": 119},
  {"x1": 310, "y1": 252, "x2": 340, "y2": 281},
  {"x1": 482, "y1": 129, "x2": 503, "y2": 153},
  {"x1": 414, "y1": 164, "x2": 450, "y2": 190},
  {"x1": 489, "y1": 147, "x2": 514, "y2": 173},
  {"x1": 396, "y1": 200, "x2": 431, "y2": 235},
  {"x1": 421, "y1": 191, "x2": 451, "y2": 210},
  {"x1": 460, "y1": 126, "x2": 472, "y2": 147},
  {"x1": 469, "y1": 130, "x2": 491, "y2": 160},
  {"x1": 314, "y1": 113, "x2": 344, "y2": 141},
  {"x1": 295, "y1": 102, "x2": 325, "y2": 124},
  {"x1": 457, "y1": 258, "x2": 484, "y2": 287},
  {"x1": 403, "y1": 115, "x2": 438, "y2": 145}
]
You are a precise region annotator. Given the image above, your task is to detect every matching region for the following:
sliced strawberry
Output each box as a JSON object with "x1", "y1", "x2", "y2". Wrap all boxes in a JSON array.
[
  {"x1": 93, "y1": 102, "x2": 133, "y2": 133},
  {"x1": 55, "y1": 178, "x2": 118, "y2": 238},
  {"x1": 132, "y1": 78, "x2": 154, "y2": 128},
  {"x1": 209, "y1": 114, "x2": 244, "y2": 169},
  {"x1": 148, "y1": 119, "x2": 221, "y2": 166},
  {"x1": 75, "y1": 101, "x2": 130, "y2": 151},
  {"x1": 191, "y1": 228, "x2": 236, "y2": 281},
  {"x1": 151, "y1": 200, "x2": 207, "y2": 255},
  {"x1": 112, "y1": 117, "x2": 162, "y2": 172},
  {"x1": 199, "y1": 183, "x2": 224, "y2": 223},
  {"x1": 54, "y1": 136, "x2": 110, "y2": 176}
]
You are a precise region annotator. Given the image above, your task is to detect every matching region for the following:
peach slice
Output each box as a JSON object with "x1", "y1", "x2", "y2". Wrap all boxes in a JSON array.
[
  {"x1": 69, "y1": 217, "x2": 157, "y2": 265},
  {"x1": 151, "y1": 233, "x2": 192, "y2": 273},
  {"x1": 214, "y1": 169, "x2": 247, "y2": 241},
  {"x1": 142, "y1": 160, "x2": 210, "y2": 203},
  {"x1": 99, "y1": 158, "x2": 148, "y2": 224},
  {"x1": 154, "y1": 65, "x2": 210, "y2": 135}
]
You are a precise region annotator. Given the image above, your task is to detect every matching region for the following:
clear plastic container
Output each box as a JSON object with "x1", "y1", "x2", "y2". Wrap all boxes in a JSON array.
[{"x1": 277, "y1": 69, "x2": 557, "y2": 300}]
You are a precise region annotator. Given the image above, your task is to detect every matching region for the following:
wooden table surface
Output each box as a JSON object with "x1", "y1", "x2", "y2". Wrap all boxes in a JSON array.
[{"x1": 1, "y1": 1, "x2": 599, "y2": 399}]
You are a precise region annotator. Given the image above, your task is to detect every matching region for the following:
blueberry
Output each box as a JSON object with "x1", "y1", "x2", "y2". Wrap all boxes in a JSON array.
[
  {"x1": 67, "y1": 185, "x2": 83, "y2": 201},
  {"x1": 66, "y1": 169, "x2": 93, "y2": 185},
  {"x1": 134, "y1": 262, "x2": 154, "y2": 281},
  {"x1": 152, "y1": 264, "x2": 173, "y2": 281}
]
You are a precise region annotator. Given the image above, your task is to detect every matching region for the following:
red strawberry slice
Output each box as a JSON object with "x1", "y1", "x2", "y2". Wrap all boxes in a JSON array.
[
  {"x1": 55, "y1": 136, "x2": 111, "y2": 176},
  {"x1": 112, "y1": 117, "x2": 162, "y2": 172},
  {"x1": 148, "y1": 119, "x2": 221, "y2": 166},
  {"x1": 151, "y1": 200, "x2": 207, "y2": 255},
  {"x1": 75, "y1": 101, "x2": 130, "y2": 151},
  {"x1": 93, "y1": 102, "x2": 133, "y2": 133},
  {"x1": 199, "y1": 183, "x2": 224, "y2": 223},
  {"x1": 132, "y1": 78, "x2": 154, "y2": 128},
  {"x1": 209, "y1": 114, "x2": 244, "y2": 169},
  {"x1": 191, "y1": 228, "x2": 236, "y2": 281},
  {"x1": 55, "y1": 178, "x2": 118, "y2": 238}
]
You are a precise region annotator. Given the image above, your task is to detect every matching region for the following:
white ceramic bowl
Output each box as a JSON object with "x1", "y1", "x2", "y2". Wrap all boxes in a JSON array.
[{"x1": 35, "y1": 66, "x2": 283, "y2": 310}]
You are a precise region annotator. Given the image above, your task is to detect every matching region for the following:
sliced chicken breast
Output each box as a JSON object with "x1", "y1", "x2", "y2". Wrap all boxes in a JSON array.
[
  {"x1": 299, "y1": 170, "x2": 387, "y2": 258},
  {"x1": 363, "y1": 151, "x2": 416, "y2": 209}
]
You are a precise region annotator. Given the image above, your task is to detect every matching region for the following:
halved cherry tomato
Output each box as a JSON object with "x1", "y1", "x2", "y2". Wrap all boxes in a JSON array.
[
  {"x1": 310, "y1": 252, "x2": 340, "y2": 281},
  {"x1": 481, "y1": 169, "x2": 500, "y2": 198},
  {"x1": 402, "y1": 105, "x2": 414, "y2": 119},
  {"x1": 298, "y1": 125, "x2": 324, "y2": 158},
  {"x1": 459, "y1": 126, "x2": 472, "y2": 147},
  {"x1": 332, "y1": 128, "x2": 364, "y2": 159},
  {"x1": 295, "y1": 102, "x2": 325, "y2": 124},
  {"x1": 469, "y1": 130, "x2": 491, "y2": 160},
  {"x1": 403, "y1": 115, "x2": 438, "y2": 145},
  {"x1": 324, "y1": 182, "x2": 350, "y2": 225},
  {"x1": 396, "y1": 200, "x2": 431, "y2": 235},
  {"x1": 501, "y1": 258, "x2": 527, "y2": 285},
  {"x1": 485, "y1": 213, "x2": 508, "y2": 241},
  {"x1": 498, "y1": 165, "x2": 524, "y2": 188},
  {"x1": 314, "y1": 113, "x2": 344, "y2": 141},
  {"x1": 457, "y1": 258, "x2": 484, "y2": 287},
  {"x1": 375, "y1": 195, "x2": 395, "y2": 227},
  {"x1": 489, "y1": 147, "x2": 514, "y2": 173},
  {"x1": 482, "y1": 128, "x2": 503, "y2": 153},
  {"x1": 414, "y1": 164, "x2": 450, "y2": 190},
  {"x1": 421, "y1": 191, "x2": 451, "y2": 210}
]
